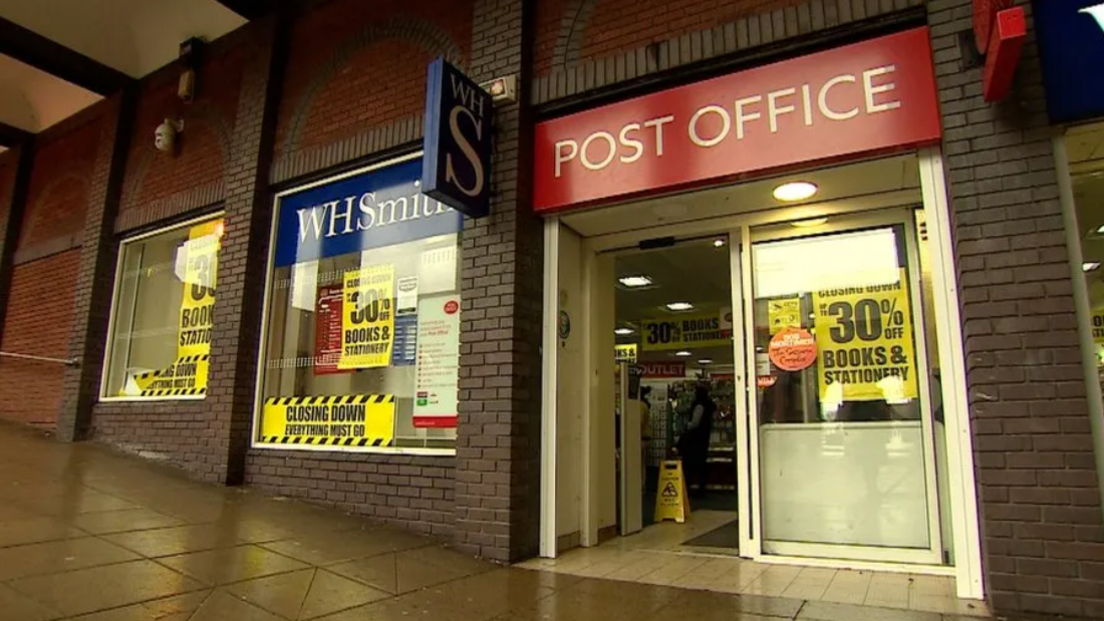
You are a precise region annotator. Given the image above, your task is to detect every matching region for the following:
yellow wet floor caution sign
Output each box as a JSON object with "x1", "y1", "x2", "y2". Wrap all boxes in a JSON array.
[{"x1": 654, "y1": 459, "x2": 691, "y2": 524}]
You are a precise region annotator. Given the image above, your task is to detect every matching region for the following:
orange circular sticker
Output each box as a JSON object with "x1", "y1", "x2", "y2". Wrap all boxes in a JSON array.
[{"x1": 768, "y1": 326, "x2": 817, "y2": 372}]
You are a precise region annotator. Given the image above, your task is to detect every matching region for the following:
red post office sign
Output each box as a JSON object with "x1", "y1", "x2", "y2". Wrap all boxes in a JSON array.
[{"x1": 533, "y1": 27, "x2": 942, "y2": 213}]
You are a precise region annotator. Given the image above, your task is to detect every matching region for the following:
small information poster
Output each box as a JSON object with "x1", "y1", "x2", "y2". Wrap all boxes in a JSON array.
[
  {"x1": 413, "y1": 295, "x2": 461, "y2": 428},
  {"x1": 812, "y1": 269, "x2": 918, "y2": 402},
  {"x1": 641, "y1": 314, "x2": 731, "y2": 351},
  {"x1": 314, "y1": 285, "x2": 345, "y2": 375},
  {"x1": 767, "y1": 297, "x2": 801, "y2": 334},
  {"x1": 339, "y1": 265, "x2": 395, "y2": 370}
]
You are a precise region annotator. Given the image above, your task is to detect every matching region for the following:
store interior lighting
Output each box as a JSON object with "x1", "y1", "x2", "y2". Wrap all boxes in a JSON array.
[
  {"x1": 791, "y1": 216, "x2": 829, "y2": 228},
  {"x1": 713, "y1": 238, "x2": 725, "y2": 247},
  {"x1": 773, "y1": 181, "x2": 819, "y2": 202},
  {"x1": 675, "y1": 351, "x2": 692, "y2": 357},
  {"x1": 619, "y1": 275, "x2": 653, "y2": 288},
  {"x1": 666, "y1": 302, "x2": 694, "y2": 311},
  {"x1": 1084, "y1": 262, "x2": 1101, "y2": 272},
  {"x1": 1096, "y1": 224, "x2": 1104, "y2": 234},
  {"x1": 614, "y1": 327, "x2": 635, "y2": 336},
  {"x1": 698, "y1": 358, "x2": 713, "y2": 364}
]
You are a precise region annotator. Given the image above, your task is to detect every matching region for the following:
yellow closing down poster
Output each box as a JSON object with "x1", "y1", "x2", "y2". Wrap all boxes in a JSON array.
[{"x1": 260, "y1": 395, "x2": 395, "y2": 447}]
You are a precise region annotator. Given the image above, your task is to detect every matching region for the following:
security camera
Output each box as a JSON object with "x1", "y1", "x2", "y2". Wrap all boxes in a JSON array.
[{"x1": 155, "y1": 119, "x2": 184, "y2": 153}]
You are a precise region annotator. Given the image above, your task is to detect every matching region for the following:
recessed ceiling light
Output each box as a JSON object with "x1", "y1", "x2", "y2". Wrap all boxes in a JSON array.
[
  {"x1": 773, "y1": 181, "x2": 818, "y2": 202},
  {"x1": 666, "y1": 302, "x2": 694, "y2": 311},
  {"x1": 1084, "y1": 262, "x2": 1101, "y2": 272},
  {"x1": 698, "y1": 359, "x2": 713, "y2": 365},
  {"x1": 675, "y1": 351, "x2": 692, "y2": 357},
  {"x1": 619, "y1": 275, "x2": 652, "y2": 288},
  {"x1": 713, "y1": 238, "x2": 725, "y2": 248},
  {"x1": 614, "y1": 328, "x2": 635, "y2": 336},
  {"x1": 791, "y1": 217, "x2": 829, "y2": 228},
  {"x1": 1096, "y1": 224, "x2": 1104, "y2": 234}
]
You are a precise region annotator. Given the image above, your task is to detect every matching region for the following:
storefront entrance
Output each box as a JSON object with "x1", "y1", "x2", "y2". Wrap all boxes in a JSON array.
[{"x1": 540, "y1": 152, "x2": 982, "y2": 596}]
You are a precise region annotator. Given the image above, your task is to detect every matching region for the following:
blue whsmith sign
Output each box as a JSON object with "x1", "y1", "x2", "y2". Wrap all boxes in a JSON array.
[
  {"x1": 1034, "y1": 0, "x2": 1104, "y2": 124},
  {"x1": 421, "y1": 57, "x2": 493, "y2": 218}
]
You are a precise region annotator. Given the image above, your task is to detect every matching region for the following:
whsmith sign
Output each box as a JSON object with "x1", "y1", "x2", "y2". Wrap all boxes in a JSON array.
[
  {"x1": 1034, "y1": 0, "x2": 1104, "y2": 124},
  {"x1": 273, "y1": 156, "x2": 463, "y2": 268},
  {"x1": 422, "y1": 57, "x2": 493, "y2": 218}
]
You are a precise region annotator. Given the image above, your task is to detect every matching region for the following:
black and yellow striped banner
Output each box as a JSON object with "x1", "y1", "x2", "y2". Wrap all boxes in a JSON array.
[
  {"x1": 259, "y1": 394, "x2": 395, "y2": 448},
  {"x1": 134, "y1": 355, "x2": 210, "y2": 397}
]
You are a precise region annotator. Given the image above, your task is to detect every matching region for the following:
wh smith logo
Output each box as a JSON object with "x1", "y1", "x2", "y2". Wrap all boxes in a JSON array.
[
  {"x1": 422, "y1": 58, "x2": 493, "y2": 218},
  {"x1": 273, "y1": 158, "x2": 462, "y2": 267},
  {"x1": 295, "y1": 188, "x2": 453, "y2": 244},
  {"x1": 1083, "y1": 3, "x2": 1104, "y2": 31}
]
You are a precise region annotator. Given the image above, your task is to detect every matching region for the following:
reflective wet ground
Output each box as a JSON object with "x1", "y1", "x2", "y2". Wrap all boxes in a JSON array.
[{"x1": 0, "y1": 423, "x2": 1009, "y2": 620}]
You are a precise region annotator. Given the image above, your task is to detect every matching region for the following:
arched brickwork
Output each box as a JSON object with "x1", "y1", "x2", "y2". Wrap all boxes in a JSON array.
[{"x1": 279, "y1": 16, "x2": 466, "y2": 155}]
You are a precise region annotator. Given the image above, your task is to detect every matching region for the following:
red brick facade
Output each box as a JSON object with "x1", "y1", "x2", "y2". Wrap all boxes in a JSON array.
[
  {"x1": 0, "y1": 117, "x2": 101, "y2": 429},
  {"x1": 116, "y1": 46, "x2": 243, "y2": 232},
  {"x1": 273, "y1": 0, "x2": 472, "y2": 159},
  {"x1": 0, "y1": 251, "x2": 81, "y2": 427},
  {"x1": 533, "y1": 0, "x2": 803, "y2": 74},
  {"x1": 0, "y1": 0, "x2": 1102, "y2": 616},
  {"x1": 18, "y1": 121, "x2": 99, "y2": 250}
]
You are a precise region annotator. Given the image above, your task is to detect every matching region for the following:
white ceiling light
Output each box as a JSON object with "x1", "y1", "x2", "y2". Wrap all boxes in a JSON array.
[
  {"x1": 666, "y1": 302, "x2": 694, "y2": 311},
  {"x1": 1084, "y1": 262, "x2": 1101, "y2": 272},
  {"x1": 698, "y1": 359, "x2": 713, "y2": 365},
  {"x1": 614, "y1": 328, "x2": 635, "y2": 336},
  {"x1": 713, "y1": 238, "x2": 725, "y2": 248},
  {"x1": 675, "y1": 351, "x2": 692, "y2": 357},
  {"x1": 619, "y1": 275, "x2": 653, "y2": 288},
  {"x1": 1096, "y1": 224, "x2": 1104, "y2": 234},
  {"x1": 773, "y1": 181, "x2": 819, "y2": 202}
]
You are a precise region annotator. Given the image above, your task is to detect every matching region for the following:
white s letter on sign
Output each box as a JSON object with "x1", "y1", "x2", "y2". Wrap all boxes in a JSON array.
[{"x1": 1082, "y1": 3, "x2": 1104, "y2": 34}]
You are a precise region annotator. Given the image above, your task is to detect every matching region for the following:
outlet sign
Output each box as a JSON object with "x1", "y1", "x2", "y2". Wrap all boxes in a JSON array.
[
  {"x1": 422, "y1": 58, "x2": 493, "y2": 218},
  {"x1": 533, "y1": 27, "x2": 942, "y2": 213},
  {"x1": 1033, "y1": 0, "x2": 1104, "y2": 124}
]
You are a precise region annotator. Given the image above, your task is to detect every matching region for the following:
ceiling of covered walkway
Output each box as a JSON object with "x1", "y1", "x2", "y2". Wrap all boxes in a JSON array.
[{"x1": 0, "y1": 0, "x2": 278, "y2": 150}]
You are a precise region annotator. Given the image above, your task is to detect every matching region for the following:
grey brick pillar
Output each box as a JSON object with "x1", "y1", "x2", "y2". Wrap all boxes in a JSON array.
[
  {"x1": 927, "y1": 1, "x2": 1104, "y2": 616},
  {"x1": 204, "y1": 13, "x2": 289, "y2": 485},
  {"x1": 454, "y1": 0, "x2": 543, "y2": 562},
  {"x1": 58, "y1": 94, "x2": 136, "y2": 442},
  {"x1": 0, "y1": 142, "x2": 34, "y2": 349}
]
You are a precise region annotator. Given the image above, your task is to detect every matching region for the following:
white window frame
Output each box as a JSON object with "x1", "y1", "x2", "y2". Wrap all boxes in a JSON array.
[
  {"x1": 99, "y1": 212, "x2": 225, "y2": 402},
  {"x1": 250, "y1": 151, "x2": 459, "y2": 456}
]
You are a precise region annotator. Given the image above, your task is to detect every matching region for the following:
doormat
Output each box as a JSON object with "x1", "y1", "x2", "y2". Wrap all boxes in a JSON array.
[{"x1": 682, "y1": 520, "x2": 739, "y2": 550}]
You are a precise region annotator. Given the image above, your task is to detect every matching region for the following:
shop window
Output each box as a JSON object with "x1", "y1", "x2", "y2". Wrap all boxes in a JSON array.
[
  {"x1": 102, "y1": 215, "x2": 224, "y2": 399},
  {"x1": 1067, "y1": 122, "x2": 1104, "y2": 386},
  {"x1": 255, "y1": 155, "x2": 462, "y2": 452}
]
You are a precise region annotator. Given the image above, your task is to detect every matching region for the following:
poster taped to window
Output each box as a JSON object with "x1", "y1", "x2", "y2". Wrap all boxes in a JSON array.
[
  {"x1": 812, "y1": 269, "x2": 918, "y2": 403},
  {"x1": 260, "y1": 395, "x2": 395, "y2": 447},
  {"x1": 339, "y1": 265, "x2": 395, "y2": 369}
]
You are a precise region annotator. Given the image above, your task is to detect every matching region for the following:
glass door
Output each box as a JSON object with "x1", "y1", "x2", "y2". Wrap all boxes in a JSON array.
[{"x1": 745, "y1": 210, "x2": 943, "y2": 565}]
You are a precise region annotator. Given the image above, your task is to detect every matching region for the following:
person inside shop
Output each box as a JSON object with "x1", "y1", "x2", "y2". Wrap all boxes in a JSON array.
[
  {"x1": 678, "y1": 383, "x2": 715, "y2": 496},
  {"x1": 640, "y1": 386, "x2": 653, "y2": 487}
]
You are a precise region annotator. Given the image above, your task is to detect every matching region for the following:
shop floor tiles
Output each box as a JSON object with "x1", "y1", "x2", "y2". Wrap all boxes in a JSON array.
[{"x1": 0, "y1": 422, "x2": 1021, "y2": 621}]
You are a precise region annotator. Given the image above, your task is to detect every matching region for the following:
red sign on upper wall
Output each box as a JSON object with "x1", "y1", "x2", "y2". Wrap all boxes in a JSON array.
[{"x1": 533, "y1": 27, "x2": 942, "y2": 213}]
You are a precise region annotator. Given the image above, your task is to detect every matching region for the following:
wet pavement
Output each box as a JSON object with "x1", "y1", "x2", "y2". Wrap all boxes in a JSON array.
[{"x1": 0, "y1": 422, "x2": 1009, "y2": 621}]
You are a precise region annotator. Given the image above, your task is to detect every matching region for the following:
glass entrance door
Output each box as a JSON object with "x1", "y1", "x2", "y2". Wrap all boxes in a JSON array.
[{"x1": 745, "y1": 211, "x2": 943, "y2": 565}]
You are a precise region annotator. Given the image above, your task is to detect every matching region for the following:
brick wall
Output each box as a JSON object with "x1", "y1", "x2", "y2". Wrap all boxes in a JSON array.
[
  {"x1": 449, "y1": 0, "x2": 542, "y2": 563},
  {"x1": 116, "y1": 47, "x2": 243, "y2": 231},
  {"x1": 246, "y1": 451, "x2": 457, "y2": 536},
  {"x1": 273, "y1": 0, "x2": 472, "y2": 160},
  {"x1": 18, "y1": 119, "x2": 99, "y2": 251},
  {"x1": 0, "y1": 118, "x2": 100, "y2": 430},
  {"x1": 533, "y1": 0, "x2": 804, "y2": 74},
  {"x1": 0, "y1": 251, "x2": 81, "y2": 428},
  {"x1": 927, "y1": 0, "x2": 1104, "y2": 617}
]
